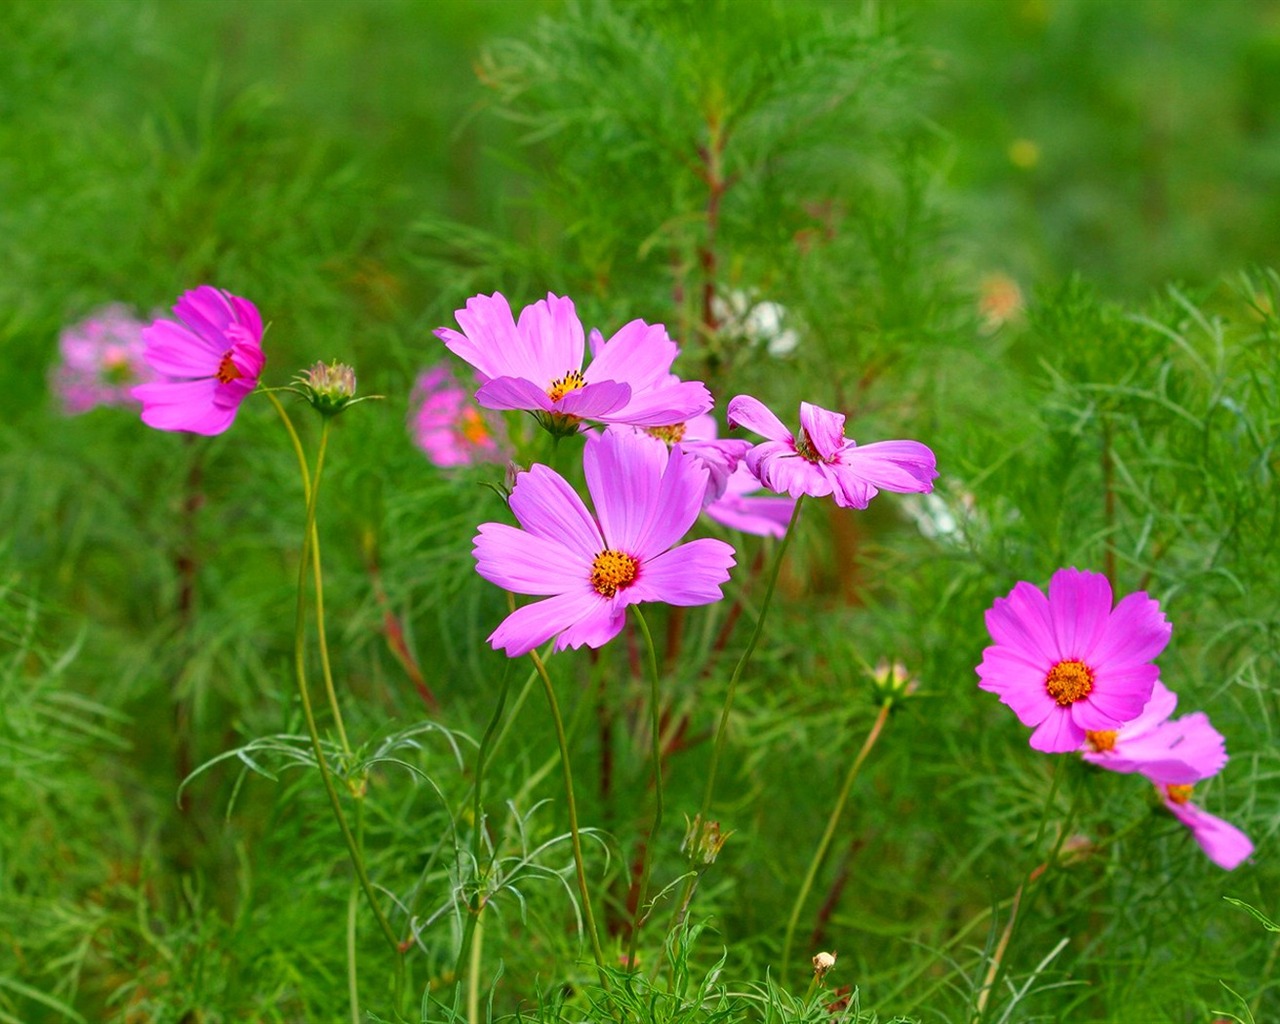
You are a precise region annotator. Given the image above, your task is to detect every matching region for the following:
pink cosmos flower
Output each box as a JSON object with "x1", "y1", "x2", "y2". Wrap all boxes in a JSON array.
[
  {"x1": 132, "y1": 286, "x2": 265, "y2": 435},
  {"x1": 976, "y1": 568, "x2": 1172, "y2": 753},
  {"x1": 473, "y1": 428, "x2": 736, "y2": 657},
  {"x1": 436, "y1": 292, "x2": 711, "y2": 431},
  {"x1": 52, "y1": 304, "x2": 156, "y2": 413},
  {"x1": 409, "y1": 366, "x2": 506, "y2": 468},
  {"x1": 726, "y1": 396, "x2": 937, "y2": 508},
  {"x1": 1081, "y1": 681, "x2": 1227, "y2": 784},
  {"x1": 1160, "y1": 784, "x2": 1254, "y2": 870}
]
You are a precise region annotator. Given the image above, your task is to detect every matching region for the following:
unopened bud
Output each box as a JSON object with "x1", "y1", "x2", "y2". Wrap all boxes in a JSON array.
[
  {"x1": 681, "y1": 813, "x2": 730, "y2": 867},
  {"x1": 297, "y1": 360, "x2": 359, "y2": 416},
  {"x1": 812, "y1": 951, "x2": 836, "y2": 979},
  {"x1": 868, "y1": 658, "x2": 918, "y2": 707}
]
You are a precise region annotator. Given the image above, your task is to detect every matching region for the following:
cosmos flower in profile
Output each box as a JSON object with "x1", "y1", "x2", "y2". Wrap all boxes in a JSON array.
[
  {"x1": 976, "y1": 568, "x2": 1172, "y2": 753},
  {"x1": 1081, "y1": 680, "x2": 1227, "y2": 785},
  {"x1": 472, "y1": 428, "x2": 736, "y2": 657},
  {"x1": 132, "y1": 286, "x2": 265, "y2": 435},
  {"x1": 726, "y1": 396, "x2": 937, "y2": 509},
  {"x1": 436, "y1": 292, "x2": 710, "y2": 433},
  {"x1": 409, "y1": 366, "x2": 506, "y2": 468},
  {"x1": 52, "y1": 304, "x2": 156, "y2": 414}
]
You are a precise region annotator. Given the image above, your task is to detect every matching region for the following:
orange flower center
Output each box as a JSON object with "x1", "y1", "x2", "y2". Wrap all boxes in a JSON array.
[
  {"x1": 459, "y1": 407, "x2": 491, "y2": 446},
  {"x1": 1085, "y1": 729, "x2": 1118, "y2": 753},
  {"x1": 547, "y1": 369, "x2": 586, "y2": 403},
  {"x1": 646, "y1": 423, "x2": 687, "y2": 444},
  {"x1": 590, "y1": 549, "x2": 639, "y2": 598},
  {"x1": 1165, "y1": 784, "x2": 1194, "y2": 805},
  {"x1": 215, "y1": 352, "x2": 242, "y2": 384},
  {"x1": 1044, "y1": 659, "x2": 1094, "y2": 706}
]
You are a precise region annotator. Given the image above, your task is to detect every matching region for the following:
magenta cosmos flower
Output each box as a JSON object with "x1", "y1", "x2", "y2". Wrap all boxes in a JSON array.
[
  {"x1": 53, "y1": 304, "x2": 156, "y2": 414},
  {"x1": 409, "y1": 366, "x2": 506, "y2": 468},
  {"x1": 726, "y1": 396, "x2": 937, "y2": 508},
  {"x1": 1080, "y1": 680, "x2": 1227, "y2": 784},
  {"x1": 436, "y1": 292, "x2": 711, "y2": 431},
  {"x1": 473, "y1": 428, "x2": 736, "y2": 657},
  {"x1": 1159, "y1": 784, "x2": 1253, "y2": 870},
  {"x1": 976, "y1": 568, "x2": 1172, "y2": 753},
  {"x1": 132, "y1": 286, "x2": 265, "y2": 435}
]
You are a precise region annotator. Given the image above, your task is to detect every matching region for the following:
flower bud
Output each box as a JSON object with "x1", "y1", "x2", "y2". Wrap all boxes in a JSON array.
[
  {"x1": 681, "y1": 813, "x2": 730, "y2": 867},
  {"x1": 812, "y1": 951, "x2": 836, "y2": 979},
  {"x1": 297, "y1": 360, "x2": 359, "y2": 416},
  {"x1": 868, "y1": 658, "x2": 918, "y2": 708}
]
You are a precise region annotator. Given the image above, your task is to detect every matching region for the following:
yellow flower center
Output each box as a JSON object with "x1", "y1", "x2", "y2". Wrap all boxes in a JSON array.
[
  {"x1": 645, "y1": 423, "x2": 687, "y2": 444},
  {"x1": 460, "y1": 407, "x2": 491, "y2": 446},
  {"x1": 590, "y1": 549, "x2": 639, "y2": 598},
  {"x1": 1165, "y1": 784, "x2": 1194, "y2": 805},
  {"x1": 1044, "y1": 659, "x2": 1094, "y2": 706},
  {"x1": 547, "y1": 369, "x2": 586, "y2": 403},
  {"x1": 215, "y1": 352, "x2": 242, "y2": 384},
  {"x1": 1085, "y1": 729, "x2": 1118, "y2": 753}
]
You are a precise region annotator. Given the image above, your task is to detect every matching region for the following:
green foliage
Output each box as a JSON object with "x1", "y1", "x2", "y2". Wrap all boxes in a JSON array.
[{"x1": 4, "y1": 1, "x2": 1279, "y2": 1022}]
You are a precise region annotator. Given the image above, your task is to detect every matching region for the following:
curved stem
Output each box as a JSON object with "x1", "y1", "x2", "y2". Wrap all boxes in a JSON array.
[
  {"x1": 781, "y1": 699, "x2": 892, "y2": 979},
  {"x1": 528, "y1": 647, "x2": 609, "y2": 989},
  {"x1": 675, "y1": 495, "x2": 805, "y2": 928},
  {"x1": 626, "y1": 608, "x2": 666, "y2": 971},
  {"x1": 276, "y1": 405, "x2": 404, "y2": 984}
]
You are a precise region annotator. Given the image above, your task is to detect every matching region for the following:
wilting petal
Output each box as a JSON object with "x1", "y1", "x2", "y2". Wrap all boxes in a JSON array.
[{"x1": 727, "y1": 395, "x2": 792, "y2": 442}]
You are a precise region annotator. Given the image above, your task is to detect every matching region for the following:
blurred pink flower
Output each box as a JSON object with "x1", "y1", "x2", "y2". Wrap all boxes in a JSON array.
[
  {"x1": 726, "y1": 395, "x2": 937, "y2": 509},
  {"x1": 977, "y1": 568, "x2": 1172, "y2": 753},
  {"x1": 52, "y1": 305, "x2": 156, "y2": 414},
  {"x1": 436, "y1": 292, "x2": 711, "y2": 432},
  {"x1": 473, "y1": 428, "x2": 736, "y2": 657},
  {"x1": 1160, "y1": 784, "x2": 1254, "y2": 870},
  {"x1": 1081, "y1": 680, "x2": 1227, "y2": 784},
  {"x1": 132, "y1": 286, "x2": 264, "y2": 435},
  {"x1": 409, "y1": 366, "x2": 505, "y2": 467},
  {"x1": 704, "y1": 464, "x2": 797, "y2": 538}
]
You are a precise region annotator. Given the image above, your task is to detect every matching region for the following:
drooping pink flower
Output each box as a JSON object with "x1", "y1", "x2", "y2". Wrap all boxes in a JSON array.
[
  {"x1": 1081, "y1": 681, "x2": 1227, "y2": 784},
  {"x1": 409, "y1": 366, "x2": 506, "y2": 468},
  {"x1": 52, "y1": 305, "x2": 156, "y2": 414},
  {"x1": 1160, "y1": 784, "x2": 1254, "y2": 870},
  {"x1": 132, "y1": 286, "x2": 265, "y2": 435},
  {"x1": 436, "y1": 292, "x2": 711, "y2": 432},
  {"x1": 473, "y1": 428, "x2": 736, "y2": 657},
  {"x1": 976, "y1": 568, "x2": 1172, "y2": 753},
  {"x1": 726, "y1": 396, "x2": 937, "y2": 509}
]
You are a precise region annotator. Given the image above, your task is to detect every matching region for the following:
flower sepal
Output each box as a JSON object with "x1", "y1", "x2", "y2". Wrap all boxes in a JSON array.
[{"x1": 292, "y1": 360, "x2": 378, "y2": 418}]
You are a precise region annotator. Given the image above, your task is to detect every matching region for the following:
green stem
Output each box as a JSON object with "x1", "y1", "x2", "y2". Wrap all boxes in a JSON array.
[
  {"x1": 467, "y1": 913, "x2": 484, "y2": 1024},
  {"x1": 265, "y1": 391, "x2": 352, "y2": 756},
  {"x1": 676, "y1": 495, "x2": 805, "y2": 925},
  {"x1": 454, "y1": 659, "x2": 514, "y2": 983},
  {"x1": 781, "y1": 698, "x2": 892, "y2": 979},
  {"x1": 347, "y1": 800, "x2": 364, "y2": 1024},
  {"x1": 529, "y1": 647, "x2": 609, "y2": 989},
  {"x1": 626, "y1": 608, "x2": 666, "y2": 971},
  {"x1": 275, "y1": 403, "x2": 404, "y2": 988}
]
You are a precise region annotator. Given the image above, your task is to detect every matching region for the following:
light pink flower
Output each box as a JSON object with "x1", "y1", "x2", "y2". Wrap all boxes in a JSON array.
[
  {"x1": 436, "y1": 292, "x2": 711, "y2": 431},
  {"x1": 53, "y1": 305, "x2": 157, "y2": 414},
  {"x1": 726, "y1": 395, "x2": 937, "y2": 509},
  {"x1": 473, "y1": 428, "x2": 736, "y2": 657},
  {"x1": 1160, "y1": 784, "x2": 1254, "y2": 870},
  {"x1": 132, "y1": 286, "x2": 265, "y2": 435},
  {"x1": 1081, "y1": 681, "x2": 1227, "y2": 784},
  {"x1": 409, "y1": 366, "x2": 505, "y2": 468},
  {"x1": 977, "y1": 568, "x2": 1172, "y2": 753}
]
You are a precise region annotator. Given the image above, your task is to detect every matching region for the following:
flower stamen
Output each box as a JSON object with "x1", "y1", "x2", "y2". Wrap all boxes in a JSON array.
[
  {"x1": 591, "y1": 549, "x2": 639, "y2": 598},
  {"x1": 215, "y1": 352, "x2": 242, "y2": 384},
  {"x1": 1085, "y1": 729, "x2": 1117, "y2": 752},
  {"x1": 1044, "y1": 658, "x2": 1094, "y2": 706},
  {"x1": 547, "y1": 369, "x2": 586, "y2": 403},
  {"x1": 794, "y1": 428, "x2": 828, "y2": 463},
  {"x1": 1165, "y1": 783, "x2": 1194, "y2": 805},
  {"x1": 646, "y1": 423, "x2": 687, "y2": 445}
]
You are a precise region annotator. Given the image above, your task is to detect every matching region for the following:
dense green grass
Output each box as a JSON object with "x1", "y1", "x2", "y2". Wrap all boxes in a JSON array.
[{"x1": 3, "y1": 1, "x2": 1278, "y2": 1022}]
